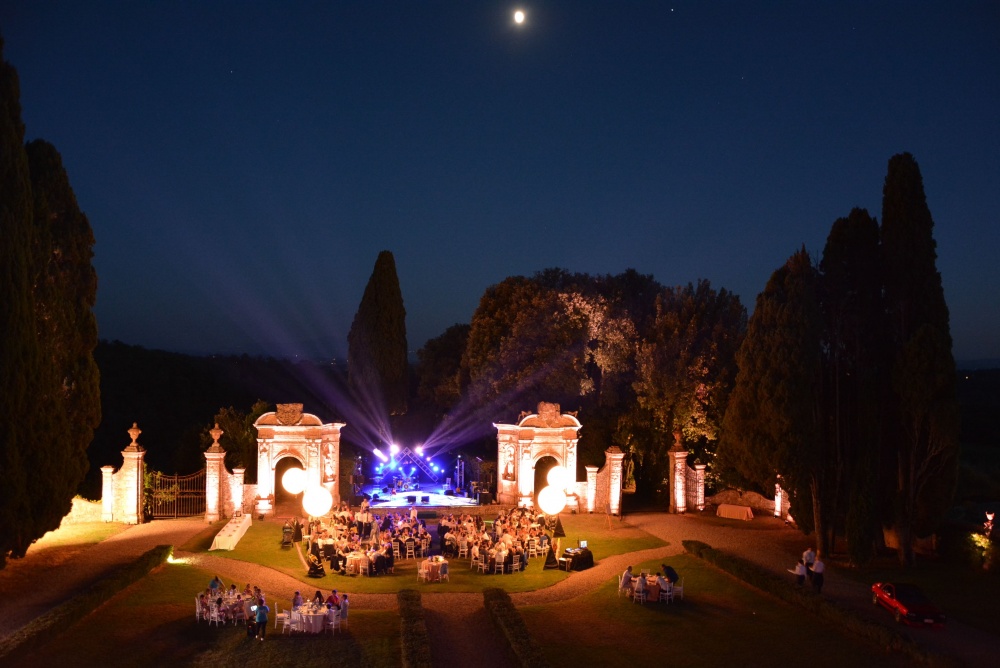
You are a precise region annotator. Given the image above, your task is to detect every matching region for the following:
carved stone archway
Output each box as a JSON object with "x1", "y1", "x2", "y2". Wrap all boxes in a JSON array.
[
  {"x1": 253, "y1": 403, "x2": 345, "y2": 516},
  {"x1": 494, "y1": 402, "x2": 582, "y2": 506}
]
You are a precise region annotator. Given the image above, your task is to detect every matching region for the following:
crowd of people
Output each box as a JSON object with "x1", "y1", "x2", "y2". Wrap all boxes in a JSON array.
[
  {"x1": 788, "y1": 546, "x2": 825, "y2": 593},
  {"x1": 197, "y1": 576, "x2": 271, "y2": 640}
]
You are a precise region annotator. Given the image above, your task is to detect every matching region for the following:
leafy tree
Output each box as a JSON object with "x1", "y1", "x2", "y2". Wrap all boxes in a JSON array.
[
  {"x1": 880, "y1": 153, "x2": 959, "y2": 566},
  {"x1": 0, "y1": 37, "x2": 39, "y2": 568},
  {"x1": 348, "y1": 250, "x2": 408, "y2": 415},
  {"x1": 633, "y1": 280, "x2": 746, "y2": 494},
  {"x1": 717, "y1": 250, "x2": 828, "y2": 550},
  {"x1": 201, "y1": 400, "x2": 270, "y2": 483},
  {"x1": 415, "y1": 324, "x2": 470, "y2": 415}
]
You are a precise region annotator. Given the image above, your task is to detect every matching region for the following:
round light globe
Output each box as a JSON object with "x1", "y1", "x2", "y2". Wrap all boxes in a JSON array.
[
  {"x1": 302, "y1": 485, "x2": 333, "y2": 517},
  {"x1": 546, "y1": 465, "x2": 570, "y2": 490},
  {"x1": 537, "y1": 485, "x2": 567, "y2": 515},
  {"x1": 282, "y1": 467, "x2": 306, "y2": 494},
  {"x1": 514, "y1": 10, "x2": 525, "y2": 24}
]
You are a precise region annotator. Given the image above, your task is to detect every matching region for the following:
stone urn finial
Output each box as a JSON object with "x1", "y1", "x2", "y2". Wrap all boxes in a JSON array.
[
  {"x1": 207, "y1": 422, "x2": 225, "y2": 453},
  {"x1": 125, "y1": 422, "x2": 144, "y2": 451}
]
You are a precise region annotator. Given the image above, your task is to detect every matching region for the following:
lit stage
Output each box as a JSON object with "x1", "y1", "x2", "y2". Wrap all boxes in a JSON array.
[{"x1": 362, "y1": 484, "x2": 478, "y2": 509}]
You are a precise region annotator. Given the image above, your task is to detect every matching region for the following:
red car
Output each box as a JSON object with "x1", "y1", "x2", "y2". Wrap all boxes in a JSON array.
[{"x1": 871, "y1": 582, "x2": 946, "y2": 627}]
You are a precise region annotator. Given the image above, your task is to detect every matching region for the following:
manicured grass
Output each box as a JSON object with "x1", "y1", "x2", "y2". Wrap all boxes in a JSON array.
[
  {"x1": 200, "y1": 514, "x2": 667, "y2": 594},
  {"x1": 30, "y1": 521, "x2": 129, "y2": 550},
  {"x1": 17, "y1": 560, "x2": 400, "y2": 668},
  {"x1": 520, "y1": 555, "x2": 910, "y2": 668}
]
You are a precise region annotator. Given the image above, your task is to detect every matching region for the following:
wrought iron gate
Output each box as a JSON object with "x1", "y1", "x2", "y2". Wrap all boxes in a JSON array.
[{"x1": 150, "y1": 469, "x2": 206, "y2": 518}]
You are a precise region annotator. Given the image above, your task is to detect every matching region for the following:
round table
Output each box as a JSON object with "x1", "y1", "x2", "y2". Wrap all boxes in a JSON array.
[{"x1": 294, "y1": 607, "x2": 327, "y2": 633}]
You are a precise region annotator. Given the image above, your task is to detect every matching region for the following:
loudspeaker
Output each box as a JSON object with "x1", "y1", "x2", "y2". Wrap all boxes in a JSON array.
[
  {"x1": 478, "y1": 492, "x2": 493, "y2": 505},
  {"x1": 421, "y1": 495, "x2": 430, "y2": 504}
]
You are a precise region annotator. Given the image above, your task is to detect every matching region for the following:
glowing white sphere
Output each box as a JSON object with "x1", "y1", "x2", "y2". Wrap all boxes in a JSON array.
[
  {"x1": 302, "y1": 485, "x2": 333, "y2": 517},
  {"x1": 514, "y1": 10, "x2": 525, "y2": 24},
  {"x1": 537, "y1": 485, "x2": 567, "y2": 515},
  {"x1": 282, "y1": 467, "x2": 306, "y2": 494},
  {"x1": 546, "y1": 465, "x2": 570, "y2": 490}
]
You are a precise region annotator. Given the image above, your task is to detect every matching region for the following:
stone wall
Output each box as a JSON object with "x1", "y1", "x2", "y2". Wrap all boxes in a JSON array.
[
  {"x1": 60, "y1": 497, "x2": 104, "y2": 525},
  {"x1": 708, "y1": 488, "x2": 776, "y2": 513}
]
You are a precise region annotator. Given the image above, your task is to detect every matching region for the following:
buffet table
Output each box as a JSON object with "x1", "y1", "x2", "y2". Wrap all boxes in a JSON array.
[
  {"x1": 560, "y1": 547, "x2": 594, "y2": 571},
  {"x1": 716, "y1": 504, "x2": 754, "y2": 521},
  {"x1": 209, "y1": 514, "x2": 252, "y2": 551}
]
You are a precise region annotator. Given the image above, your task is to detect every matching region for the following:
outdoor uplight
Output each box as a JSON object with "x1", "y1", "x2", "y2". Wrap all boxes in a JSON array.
[
  {"x1": 546, "y1": 465, "x2": 570, "y2": 490},
  {"x1": 282, "y1": 467, "x2": 306, "y2": 494},
  {"x1": 537, "y1": 485, "x2": 567, "y2": 515},
  {"x1": 302, "y1": 485, "x2": 333, "y2": 517}
]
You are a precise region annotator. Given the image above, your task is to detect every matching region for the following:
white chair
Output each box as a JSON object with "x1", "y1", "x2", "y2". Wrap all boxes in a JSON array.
[
  {"x1": 658, "y1": 583, "x2": 672, "y2": 603},
  {"x1": 277, "y1": 609, "x2": 292, "y2": 633},
  {"x1": 207, "y1": 604, "x2": 223, "y2": 627},
  {"x1": 405, "y1": 541, "x2": 416, "y2": 559},
  {"x1": 633, "y1": 587, "x2": 647, "y2": 604},
  {"x1": 526, "y1": 539, "x2": 539, "y2": 559},
  {"x1": 393, "y1": 543, "x2": 401, "y2": 560},
  {"x1": 326, "y1": 610, "x2": 341, "y2": 635},
  {"x1": 671, "y1": 578, "x2": 684, "y2": 601},
  {"x1": 618, "y1": 574, "x2": 630, "y2": 597},
  {"x1": 417, "y1": 564, "x2": 430, "y2": 582},
  {"x1": 289, "y1": 610, "x2": 304, "y2": 634},
  {"x1": 493, "y1": 559, "x2": 505, "y2": 575},
  {"x1": 422, "y1": 537, "x2": 431, "y2": 557},
  {"x1": 458, "y1": 540, "x2": 469, "y2": 559},
  {"x1": 475, "y1": 555, "x2": 487, "y2": 573},
  {"x1": 195, "y1": 597, "x2": 203, "y2": 622}
]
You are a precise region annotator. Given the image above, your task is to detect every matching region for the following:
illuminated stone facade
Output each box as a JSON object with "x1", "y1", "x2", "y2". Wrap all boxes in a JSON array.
[
  {"x1": 253, "y1": 403, "x2": 345, "y2": 517},
  {"x1": 495, "y1": 402, "x2": 582, "y2": 506}
]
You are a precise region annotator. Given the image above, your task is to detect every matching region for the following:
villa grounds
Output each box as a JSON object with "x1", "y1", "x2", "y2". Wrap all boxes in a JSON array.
[{"x1": 1, "y1": 509, "x2": 998, "y2": 668}]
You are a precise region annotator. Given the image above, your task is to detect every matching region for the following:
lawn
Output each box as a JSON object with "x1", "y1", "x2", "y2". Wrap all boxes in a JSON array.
[
  {"x1": 194, "y1": 513, "x2": 668, "y2": 594},
  {"x1": 14, "y1": 560, "x2": 400, "y2": 668},
  {"x1": 520, "y1": 554, "x2": 912, "y2": 668}
]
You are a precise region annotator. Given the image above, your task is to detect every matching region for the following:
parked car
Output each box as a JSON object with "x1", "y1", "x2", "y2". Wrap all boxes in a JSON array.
[{"x1": 871, "y1": 582, "x2": 946, "y2": 627}]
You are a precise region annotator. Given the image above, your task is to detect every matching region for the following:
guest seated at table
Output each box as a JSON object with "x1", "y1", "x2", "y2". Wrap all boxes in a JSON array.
[
  {"x1": 656, "y1": 572, "x2": 671, "y2": 592},
  {"x1": 242, "y1": 583, "x2": 253, "y2": 597},
  {"x1": 326, "y1": 589, "x2": 340, "y2": 608},
  {"x1": 209, "y1": 575, "x2": 224, "y2": 592},
  {"x1": 292, "y1": 591, "x2": 304, "y2": 608},
  {"x1": 621, "y1": 566, "x2": 635, "y2": 591},
  {"x1": 312, "y1": 590, "x2": 324, "y2": 605},
  {"x1": 227, "y1": 583, "x2": 238, "y2": 598},
  {"x1": 634, "y1": 575, "x2": 647, "y2": 596},
  {"x1": 326, "y1": 602, "x2": 338, "y2": 623}
]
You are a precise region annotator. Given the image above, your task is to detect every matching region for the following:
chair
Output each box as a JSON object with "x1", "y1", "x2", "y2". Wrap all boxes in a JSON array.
[
  {"x1": 277, "y1": 609, "x2": 291, "y2": 633},
  {"x1": 526, "y1": 539, "x2": 539, "y2": 559},
  {"x1": 326, "y1": 610, "x2": 341, "y2": 635},
  {"x1": 233, "y1": 603, "x2": 247, "y2": 624},
  {"x1": 207, "y1": 604, "x2": 223, "y2": 627},
  {"x1": 392, "y1": 543, "x2": 401, "y2": 560},
  {"x1": 618, "y1": 574, "x2": 631, "y2": 598},
  {"x1": 439, "y1": 563, "x2": 450, "y2": 582},
  {"x1": 405, "y1": 541, "x2": 416, "y2": 560},
  {"x1": 195, "y1": 597, "x2": 203, "y2": 622},
  {"x1": 671, "y1": 578, "x2": 684, "y2": 601},
  {"x1": 422, "y1": 537, "x2": 431, "y2": 557},
  {"x1": 458, "y1": 539, "x2": 469, "y2": 559},
  {"x1": 417, "y1": 564, "x2": 430, "y2": 582},
  {"x1": 493, "y1": 559, "x2": 504, "y2": 575},
  {"x1": 289, "y1": 610, "x2": 303, "y2": 633},
  {"x1": 633, "y1": 587, "x2": 647, "y2": 604},
  {"x1": 475, "y1": 555, "x2": 487, "y2": 573},
  {"x1": 359, "y1": 558, "x2": 371, "y2": 577},
  {"x1": 658, "y1": 583, "x2": 673, "y2": 603}
]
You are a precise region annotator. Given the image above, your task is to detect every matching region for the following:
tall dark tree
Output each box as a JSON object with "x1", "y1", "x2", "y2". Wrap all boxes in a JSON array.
[
  {"x1": 26, "y1": 140, "x2": 101, "y2": 513},
  {"x1": 819, "y1": 208, "x2": 884, "y2": 565},
  {"x1": 348, "y1": 250, "x2": 408, "y2": 415},
  {"x1": 880, "y1": 153, "x2": 959, "y2": 566},
  {"x1": 717, "y1": 249, "x2": 829, "y2": 552},
  {"x1": 0, "y1": 37, "x2": 39, "y2": 568}
]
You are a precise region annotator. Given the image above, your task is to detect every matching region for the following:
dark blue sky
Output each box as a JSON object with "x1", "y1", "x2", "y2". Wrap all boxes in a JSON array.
[{"x1": 3, "y1": 2, "x2": 998, "y2": 362}]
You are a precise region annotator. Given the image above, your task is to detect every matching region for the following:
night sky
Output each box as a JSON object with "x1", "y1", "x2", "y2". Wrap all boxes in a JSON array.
[{"x1": 3, "y1": 2, "x2": 998, "y2": 362}]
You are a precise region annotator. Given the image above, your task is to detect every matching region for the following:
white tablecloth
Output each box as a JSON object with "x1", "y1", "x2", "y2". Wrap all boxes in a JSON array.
[
  {"x1": 293, "y1": 608, "x2": 328, "y2": 634},
  {"x1": 210, "y1": 514, "x2": 252, "y2": 550},
  {"x1": 346, "y1": 552, "x2": 368, "y2": 574}
]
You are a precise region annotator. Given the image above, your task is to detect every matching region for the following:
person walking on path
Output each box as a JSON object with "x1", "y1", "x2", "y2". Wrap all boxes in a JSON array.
[{"x1": 811, "y1": 556, "x2": 825, "y2": 594}]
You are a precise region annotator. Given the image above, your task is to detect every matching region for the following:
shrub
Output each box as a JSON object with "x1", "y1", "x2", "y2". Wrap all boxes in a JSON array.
[
  {"x1": 482, "y1": 587, "x2": 550, "y2": 668},
  {"x1": 397, "y1": 589, "x2": 433, "y2": 668}
]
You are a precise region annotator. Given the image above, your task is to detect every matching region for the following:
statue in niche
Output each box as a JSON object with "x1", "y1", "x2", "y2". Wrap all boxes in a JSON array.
[
  {"x1": 323, "y1": 442, "x2": 337, "y2": 483},
  {"x1": 501, "y1": 444, "x2": 516, "y2": 481}
]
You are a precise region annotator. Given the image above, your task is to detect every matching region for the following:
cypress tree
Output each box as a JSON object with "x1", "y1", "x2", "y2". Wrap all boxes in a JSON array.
[
  {"x1": 348, "y1": 250, "x2": 409, "y2": 416},
  {"x1": 880, "y1": 153, "x2": 959, "y2": 566},
  {"x1": 0, "y1": 38, "x2": 43, "y2": 567},
  {"x1": 27, "y1": 139, "x2": 101, "y2": 516}
]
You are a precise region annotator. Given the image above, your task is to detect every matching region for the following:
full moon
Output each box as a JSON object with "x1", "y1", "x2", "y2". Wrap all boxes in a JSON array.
[{"x1": 514, "y1": 10, "x2": 525, "y2": 24}]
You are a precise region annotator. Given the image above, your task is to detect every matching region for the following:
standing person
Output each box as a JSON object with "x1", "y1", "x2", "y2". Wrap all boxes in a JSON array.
[
  {"x1": 254, "y1": 597, "x2": 270, "y2": 641},
  {"x1": 811, "y1": 556, "x2": 826, "y2": 594},
  {"x1": 660, "y1": 564, "x2": 680, "y2": 584},
  {"x1": 340, "y1": 594, "x2": 350, "y2": 626},
  {"x1": 802, "y1": 547, "x2": 816, "y2": 580},
  {"x1": 788, "y1": 559, "x2": 807, "y2": 586}
]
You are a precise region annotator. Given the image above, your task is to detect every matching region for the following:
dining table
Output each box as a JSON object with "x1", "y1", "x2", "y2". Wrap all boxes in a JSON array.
[
  {"x1": 422, "y1": 557, "x2": 448, "y2": 581},
  {"x1": 345, "y1": 551, "x2": 368, "y2": 575},
  {"x1": 293, "y1": 606, "x2": 328, "y2": 634},
  {"x1": 209, "y1": 514, "x2": 252, "y2": 550}
]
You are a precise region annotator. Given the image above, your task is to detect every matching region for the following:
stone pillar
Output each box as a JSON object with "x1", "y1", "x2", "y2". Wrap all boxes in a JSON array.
[
  {"x1": 694, "y1": 462, "x2": 707, "y2": 511},
  {"x1": 670, "y1": 448, "x2": 688, "y2": 514},
  {"x1": 232, "y1": 467, "x2": 246, "y2": 517},
  {"x1": 605, "y1": 446, "x2": 625, "y2": 516},
  {"x1": 101, "y1": 466, "x2": 115, "y2": 522},
  {"x1": 120, "y1": 423, "x2": 146, "y2": 525},
  {"x1": 256, "y1": 438, "x2": 273, "y2": 517},
  {"x1": 204, "y1": 423, "x2": 226, "y2": 523},
  {"x1": 517, "y1": 444, "x2": 533, "y2": 507},
  {"x1": 585, "y1": 465, "x2": 598, "y2": 513},
  {"x1": 774, "y1": 480, "x2": 784, "y2": 518}
]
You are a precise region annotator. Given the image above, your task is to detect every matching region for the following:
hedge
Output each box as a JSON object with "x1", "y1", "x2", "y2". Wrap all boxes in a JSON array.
[
  {"x1": 681, "y1": 540, "x2": 959, "y2": 667},
  {"x1": 397, "y1": 589, "x2": 433, "y2": 668},
  {"x1": 0, "y1": 543, "x2": 173, "y2": 663},
  {"x1": 482, "y1": 587, "x2": 551, "y2": 668}
]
